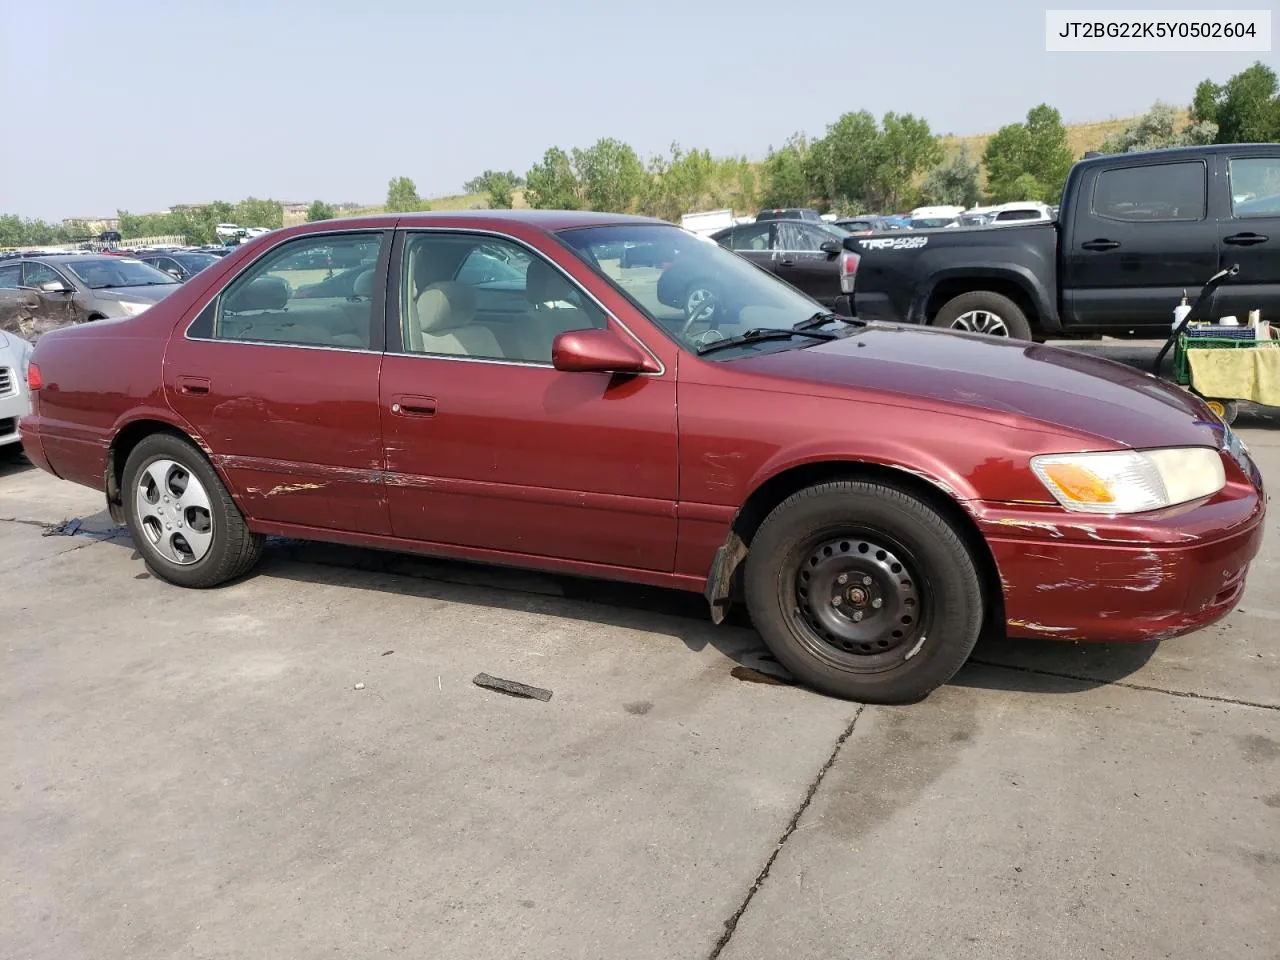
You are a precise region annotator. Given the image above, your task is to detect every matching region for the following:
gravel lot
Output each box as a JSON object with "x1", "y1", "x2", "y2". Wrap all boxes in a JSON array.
[{"x1": 2, "y1": 343, "x2": 1278, "y2": 960}]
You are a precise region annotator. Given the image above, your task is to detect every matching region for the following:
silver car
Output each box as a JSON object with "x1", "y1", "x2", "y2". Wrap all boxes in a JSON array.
[
  {"x1": 0, "y1": 329, "x2": 33, "y2": 451},
  {"x1": 0, "y1": 254, "x2": 182, "y2": 342}
]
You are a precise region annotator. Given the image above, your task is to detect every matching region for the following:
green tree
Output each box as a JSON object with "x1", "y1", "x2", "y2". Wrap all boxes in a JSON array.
[
  {"x1": 386, "y1": 176, "x2": 427, "y2": 212},
  {"x1": 805, "y1": 112, "x2": 879, "y2": 211},
  {"x1": 1192, "y1": 79, "x2": 1220, "y2": 125},
  {"x1": 233, "y1": 197, "x2": 283, "y2": 229},
  {"x1": 869, "y1": 112, "x2": 942, "y2": 211},
  {"x1": 572, "y1": 137, "x2": 646, "y2": 212},
  {"x1": 464, "y1": 169, "x2": 524, "y2": 194},
  {"x1": 983, "y1": 104, "x2": 1074, "y2": 204},
  {"x1": 1214, "y1": 62, "x2": 1280, "y2": 143},
  {"x1": 1099, "y1": 101, "x2": 1216, "y2": 153},
  {"x1": 524, "y1": 147, "x2": 582, "y2": 209},
  {"x1": 758, "y1": 134, "x2": 812, "y2": 209},
  {"x1": 306, "y1": 200, "x2": 336, "y2": 222},
  {"x1": 487, "y1": 174, "x2": 514, "y2": 209},
  {"x1": 920, "y1": 145, "x2": 982, "y2": 207}
]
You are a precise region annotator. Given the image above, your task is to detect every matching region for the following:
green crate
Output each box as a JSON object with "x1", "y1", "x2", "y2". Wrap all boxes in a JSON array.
[{"x1": 1172, "y1": 333, "x2": 1273, "y2": 386}]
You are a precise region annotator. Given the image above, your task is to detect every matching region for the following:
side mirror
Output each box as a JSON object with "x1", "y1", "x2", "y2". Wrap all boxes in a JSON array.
[
  {"x1": 40, "y1": 281, "x2": 71, "y2": 294},
  {"x1": 166, "y1": 268, "x2": 183, "y2": 280},
  {"x1": 552, "y1": 328, "x2": 656, "y2": 374},
  {"x1": 819, "y1": 239, "x2": 842, "y2": 257}
]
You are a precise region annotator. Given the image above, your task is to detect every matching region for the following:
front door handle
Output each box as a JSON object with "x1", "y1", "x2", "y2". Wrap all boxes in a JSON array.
[
  {"x1": 1223, "y1": 232, "x2": 1268, "y2": 246},
  {"x1": 177, "y1": 375, "x2": 210, "y2": 395},
  {"x1": 1081, "y1": 239, "x2": 1121, "y2": 251},
  {"x1": 391, "y1": 395, "x2": 437, "y2": 417},
  {"x1": 779, "y1": 257, "x2": 796, "y2": 265}
]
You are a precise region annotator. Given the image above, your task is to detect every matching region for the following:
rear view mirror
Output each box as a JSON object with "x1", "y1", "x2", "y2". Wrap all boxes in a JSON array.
[
  {"x1": 819, "y1": 240, "x2": 842, "y2": 257},
  {"x1": 40, "y1": 281, "x2": 71, "y2": 293},
  {"x1": 552, "y1": 328, "x2": 657, "y2": 374}
]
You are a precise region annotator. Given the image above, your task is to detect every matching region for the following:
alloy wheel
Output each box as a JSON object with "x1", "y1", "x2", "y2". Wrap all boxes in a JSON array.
[
  {"x1": 135, "y1": 458, "x2": 214, "y2": 565},
  {"x1": 951, "y1": 309, "x2": 1009, "y2": 336}
]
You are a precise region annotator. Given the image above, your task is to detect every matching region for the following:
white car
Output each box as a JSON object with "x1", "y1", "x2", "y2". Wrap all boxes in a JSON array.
[{"x1": 0, "y1": 330, "x2": 33, "y2": 451}]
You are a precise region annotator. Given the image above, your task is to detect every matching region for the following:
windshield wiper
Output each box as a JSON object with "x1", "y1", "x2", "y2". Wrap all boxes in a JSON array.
[
  {"x1": 697, "y1": 327, "x2": 837, "y2": 356},
  {"x1": 794, "y1": 310, "x2": 865, "y2": 331}
]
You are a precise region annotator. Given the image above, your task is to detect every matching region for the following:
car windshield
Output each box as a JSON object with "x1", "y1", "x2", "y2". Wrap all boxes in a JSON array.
[
  {"x1": 174, "y1": 253, "x2": 218, "y2": 271},
  {"x1": 62, "y1": 257, "x2": 178, "y2": 289},
  {"x1": 559, "y1": 223, "x2": 849, "y2": 359}
]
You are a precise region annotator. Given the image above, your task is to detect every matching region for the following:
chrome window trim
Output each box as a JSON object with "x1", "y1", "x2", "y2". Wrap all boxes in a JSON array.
[
  {"x1": 182, "y1": 228, "x2": 388, "y2": 347},
  {"x1": 395, "y1": 225, "x2": 667, "y2": 376}
]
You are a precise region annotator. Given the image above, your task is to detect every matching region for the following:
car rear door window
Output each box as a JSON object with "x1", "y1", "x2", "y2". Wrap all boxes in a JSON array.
[
  {"x1": 1229, "y1": 157, "x2": 1280, "y2": 218},
  {"x1": 399, "y1": 232, "x2": 605, "y2": 364},
  {"x1": 0, "y1": 264, "x2": 20, "y2": 289},
  {"x1": 1092, "y1": 161, "x2": 1206, "y2": 222},
  {"x1": 211, "y1": 233, "x2": 382, "y2": 349}
]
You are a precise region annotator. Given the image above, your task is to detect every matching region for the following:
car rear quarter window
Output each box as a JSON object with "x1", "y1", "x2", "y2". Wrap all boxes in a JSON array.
[
  {"x1": 1228, "y1": 157, "x2": 1280, "y2": 218},
  {"x1": 398, "y1": 232, "x2": 606, "y2": 364},
  {"x1": 1092, "y1": 161, "x2": 1206, "y2": 222},
  {"x1": 210, "y1": 233, "x2": 383, "y2": 350},
  {"x1": 728, "y1": 223, "x2": 772, "y2": 251}
]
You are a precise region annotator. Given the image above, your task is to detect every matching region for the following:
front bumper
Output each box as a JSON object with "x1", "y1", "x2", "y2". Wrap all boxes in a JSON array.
[
  {"x1": 0, "y1": 377, "x2": 29, "y2": 446},
  {"x1": 975, "y1": 464, "x2": 1265, "y2": 643}
]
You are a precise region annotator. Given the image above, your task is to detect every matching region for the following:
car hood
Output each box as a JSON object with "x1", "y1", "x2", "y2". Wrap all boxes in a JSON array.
[
  {"x1": 734, "y1": 323, "x2": 1221, "y2": 449},
  {"x1": 91, "y1": 284, "x2": 180, "y2": 304}
]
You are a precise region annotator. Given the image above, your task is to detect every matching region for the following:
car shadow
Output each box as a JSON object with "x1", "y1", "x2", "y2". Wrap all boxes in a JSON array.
[
  {"x1": 76, "y1": 529, "x2": 1163, "y2": 695},
  {"x1": 0, "y1": 448, "x2": 35, "y2": 478}
]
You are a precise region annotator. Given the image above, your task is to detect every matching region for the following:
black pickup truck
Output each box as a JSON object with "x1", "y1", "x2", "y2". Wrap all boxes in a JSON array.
[{"x1": 851, "y1": 143, "x2": 1280, "y2": 339}]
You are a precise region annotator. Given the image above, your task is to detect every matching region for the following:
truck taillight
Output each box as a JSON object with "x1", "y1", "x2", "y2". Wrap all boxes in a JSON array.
[
  {"x1": 27, "y1": 362, "x2": 43, "y2": 390},
  {"x1": 839, "y1": 251, "x2": 860, "y2": 294}
]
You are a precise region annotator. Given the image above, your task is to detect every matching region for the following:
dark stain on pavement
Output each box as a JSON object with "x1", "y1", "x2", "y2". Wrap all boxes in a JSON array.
[
  {"x1": 623, "y1": 701, "x2": 653, "y2": 715},
  {"x1": 1237, "y1": 734, "x2": 1280, "y2": 764}
]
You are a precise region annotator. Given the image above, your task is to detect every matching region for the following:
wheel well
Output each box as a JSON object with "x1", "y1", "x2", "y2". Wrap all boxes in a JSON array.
[
  {"x1": 86, "y1": 313, "x2": 107, "y2": 322},
  {"x1": 728, "y1": 460, "x2": 1004, "y2": 632},
  {"x1": 925, "y1": 278, "x2": 1039, "y2": 332},
  {"x1": 104, "y1": 420, "x2": 190, "y2": 521}
]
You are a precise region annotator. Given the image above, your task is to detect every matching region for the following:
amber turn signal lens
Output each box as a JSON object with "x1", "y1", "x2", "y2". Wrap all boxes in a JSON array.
[{"x1": 1039, "y1": 462, "x2": 1115, "y2": 504}]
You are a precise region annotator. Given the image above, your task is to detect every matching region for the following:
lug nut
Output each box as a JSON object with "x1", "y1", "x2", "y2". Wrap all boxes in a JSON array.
[
  {"x1": 862, "y1": 576, "x2": 872, "y2": 586},
  {"x1": 852, "y1": 611, "x2": 864, "y2": 621},
  {"x1": 871, "y1": 598, "x2": 883, "y2": 609},
  {"x1": 831, "y1": 596, "x2": 842, "y2": 607},
  {"x1": 837, "y1": 573, "x2": 849, "y2": 585}
]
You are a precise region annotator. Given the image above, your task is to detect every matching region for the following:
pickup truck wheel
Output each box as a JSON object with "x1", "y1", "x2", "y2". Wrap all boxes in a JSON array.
[
  {"x1": 932, "y1": 291, "x2": 1032, "y2": 340},
  {"x1": 744, "y1": 481, "x2": 984, "y2": 704},
  {"x1": 122, "y1": 433, "x2": 264, "y2": 588}
]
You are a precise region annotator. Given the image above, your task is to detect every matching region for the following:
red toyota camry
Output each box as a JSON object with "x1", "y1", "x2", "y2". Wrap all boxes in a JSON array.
[{"x1": 19, "y1": 212, "x2": 1266, "y2": 703}]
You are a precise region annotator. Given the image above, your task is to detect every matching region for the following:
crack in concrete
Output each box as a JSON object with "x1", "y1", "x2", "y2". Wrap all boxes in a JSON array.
[
  {"x1": 707, "y1": 706, "x2": 864, "y2": 960},
  {"x1": 968, "y1": 659, "x2": 1278, "y2": 712}
]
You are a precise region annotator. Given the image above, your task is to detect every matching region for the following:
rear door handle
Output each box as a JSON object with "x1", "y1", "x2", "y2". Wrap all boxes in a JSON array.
[
  {"x1": 1081, "y1": 239, "x2": 1121, "y2": 251},
  {"x1": 390, "y1": 395, "x2": 437, "y2": 417},
  {"x1": 1223, "y1": 232, "x2": 1268, "y2": 246},
  {"x1": 177, "y1": 376, "x2": 210, "y2": 395}
]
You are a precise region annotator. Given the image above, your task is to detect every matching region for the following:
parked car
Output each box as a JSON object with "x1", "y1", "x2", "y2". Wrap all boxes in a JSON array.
[
  {"x1": 835, "y1": 216, "x2": 899, "y2": 235},
  {"x1": 960, "y1": 213, "x2": 993, "y2": 227},
  {"x1": 19, "y1": 211, "x2": 1266, "y2": 704},
  {"x1": 0, "y1": 254, "x2": 181, "y2": 341},
  {"x1": 988, "y1": 202, "x2": 1054, "y2": 225},
  {"x1": 709, "y1": 219, "x2": 858, "y2": 315},
  {"x1": 0, "y1": 329, "x2": 33, "y2": 452},
  {"x1": 908, "y1": 215, "x2": 962, "y2": 229},
  {"x1": 136, "y1": 251, "x2": 221, "y2": 282},
  {"x1": 850, "y1": 144, "x2": 1280, "y2": 339},
  {"x1": 754, "y1": 208, "x2": 823, "y2": 222}
]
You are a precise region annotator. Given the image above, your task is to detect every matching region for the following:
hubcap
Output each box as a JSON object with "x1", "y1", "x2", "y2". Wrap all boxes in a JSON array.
[
  {"x1": 135, "y1": 458, "x2": 214, "y2": 566},
  {"x1": 791, "y1": 534, "x2": 928, "y2": 666},
  {"x1": 685, "y1": 287, "x2": 717, "y2": 324},
  {"x1": 951, "y1": 309, "x2": 1009, "y2": 336}
]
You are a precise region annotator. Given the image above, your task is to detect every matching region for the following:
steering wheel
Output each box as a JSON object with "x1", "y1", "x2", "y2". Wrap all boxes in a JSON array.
[{"x1": 682, "y1": 282, "x2": 720, "y2": 334}]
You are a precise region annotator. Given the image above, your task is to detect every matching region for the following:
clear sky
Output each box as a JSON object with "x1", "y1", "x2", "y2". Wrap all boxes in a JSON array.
[{"x1": 0, "y1": 0, "x2": 1271, "y2": 220}]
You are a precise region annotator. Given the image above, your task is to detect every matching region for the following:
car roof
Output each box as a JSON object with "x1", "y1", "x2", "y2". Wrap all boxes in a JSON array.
[{"x1": 394, "y1": 210, "x2": 665, "y2": 231}]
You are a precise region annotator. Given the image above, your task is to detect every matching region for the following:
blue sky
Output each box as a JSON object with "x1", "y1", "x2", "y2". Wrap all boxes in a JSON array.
[{"x1": 0, "y1": 0, "x2": 1270, "y2": 219}]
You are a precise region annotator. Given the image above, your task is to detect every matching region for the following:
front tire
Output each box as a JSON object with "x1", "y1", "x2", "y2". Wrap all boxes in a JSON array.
[
  {"x1": 931, "y1": 291, "x2": 1032, "y2": 340},
  {"x1": 744, "y1": 481, "x2": 984, "y2": 704},
  {"x1": 122, "y1": 433, "x2": 263, "y2": 588}
]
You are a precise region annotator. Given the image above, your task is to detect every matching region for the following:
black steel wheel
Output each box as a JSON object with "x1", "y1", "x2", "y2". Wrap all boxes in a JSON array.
[{"x1": 745, "y1": 480, "x2": 984, "y2": 703}]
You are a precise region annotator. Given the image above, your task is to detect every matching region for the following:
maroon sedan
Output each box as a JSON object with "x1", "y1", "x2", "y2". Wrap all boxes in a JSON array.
[{"x1": 19, "y1": 212, "x2": 1266, "y2": 703}]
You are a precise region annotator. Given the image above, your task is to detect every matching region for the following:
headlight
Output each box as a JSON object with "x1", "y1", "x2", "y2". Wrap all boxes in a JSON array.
[
  {"x1": 117, "y1": 301, "x2": 151, "y2": 316},
  {"x1": 1031, "y1": 447, "x2": 1225, "y2": 514}
]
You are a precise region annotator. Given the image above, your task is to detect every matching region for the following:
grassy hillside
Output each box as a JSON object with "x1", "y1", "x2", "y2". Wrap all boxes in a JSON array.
[{"x1": 356, "y1": 112, "x2": 1170, "y2": 215}]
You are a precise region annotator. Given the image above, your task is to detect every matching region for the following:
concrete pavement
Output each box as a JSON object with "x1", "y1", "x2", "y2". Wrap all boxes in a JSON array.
[{"x1": 1, "y1": 388, "x2": 1277, "y2": 959}]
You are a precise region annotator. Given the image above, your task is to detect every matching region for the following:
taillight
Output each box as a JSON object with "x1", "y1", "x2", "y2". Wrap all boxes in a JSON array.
[
  {"x1": 27, "y1": 362, "x2": 43, "y2": 390},
  {"x1": 839, "y1": 252, "x2": 860, "y2": 294}
]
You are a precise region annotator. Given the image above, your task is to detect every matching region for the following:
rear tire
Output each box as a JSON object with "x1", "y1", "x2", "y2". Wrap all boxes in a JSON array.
[
  {"x1": 931, "y1": 291, "x2": 1032, "y2": 340},
  {"x1": 122, "y1": 433, "x2": 263, "y2": 588},
  {"x1": 744, "y1": 481, "x2": 984, "y2": 704}
]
